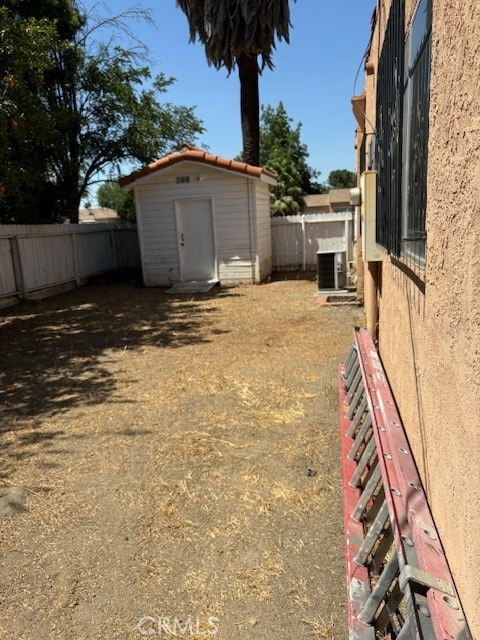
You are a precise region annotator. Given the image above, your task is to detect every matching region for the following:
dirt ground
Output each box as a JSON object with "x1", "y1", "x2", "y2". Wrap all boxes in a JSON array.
[{"x1": 0, "y1": 275, "x2": 364, "y2": 640}]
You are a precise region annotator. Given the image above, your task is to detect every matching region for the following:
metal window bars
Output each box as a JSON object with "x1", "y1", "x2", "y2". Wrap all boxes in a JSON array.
[
  {"x1": 375, "y1": 0, "x2": 405, "y2": 258},
  {"x1": 339, "y1": 328, "x2": 471, "y2": 640},
  {"x1": 401, "y1": 30, "x2": 431, "y2": 266}
]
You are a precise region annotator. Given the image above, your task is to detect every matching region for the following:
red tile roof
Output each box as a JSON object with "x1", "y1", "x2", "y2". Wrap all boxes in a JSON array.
[{"x1": 119, "y1": 146, "x2": 277, "y2": 188}]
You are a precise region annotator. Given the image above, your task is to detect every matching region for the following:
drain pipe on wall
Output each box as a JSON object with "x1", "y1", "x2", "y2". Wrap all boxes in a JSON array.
[
  {"x1": 354, "y1": 209, "x2": 365, "y2": 303},
  {"x1": 364, "y1": 260, "x2": 379, "y2": 338}
]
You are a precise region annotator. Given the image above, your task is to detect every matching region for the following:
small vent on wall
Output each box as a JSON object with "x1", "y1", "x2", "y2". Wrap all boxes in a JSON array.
[{"x1": 175, "y1": 175, "x2": 201, "y2": 184}]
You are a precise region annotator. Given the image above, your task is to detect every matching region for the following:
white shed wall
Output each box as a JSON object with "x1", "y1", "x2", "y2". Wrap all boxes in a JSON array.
[
  {"x1": 135, "y1": 162, "x2": 272, "y2": 286},
  {"x1": 254, "y1": 180, "x2": 273, "y2": 282}
]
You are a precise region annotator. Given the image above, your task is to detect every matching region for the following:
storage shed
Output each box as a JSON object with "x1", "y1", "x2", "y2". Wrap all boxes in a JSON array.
[{"x1": 119, "y1": 145, "x2": 277, "y2": 287}]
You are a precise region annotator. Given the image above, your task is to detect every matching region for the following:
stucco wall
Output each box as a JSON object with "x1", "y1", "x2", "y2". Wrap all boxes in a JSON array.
[{"x1": 373, "y1": 0, "x2": 480, "y2": 632}]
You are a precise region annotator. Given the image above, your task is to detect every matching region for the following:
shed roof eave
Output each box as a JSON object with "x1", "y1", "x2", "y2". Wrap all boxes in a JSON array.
[
  {"x1": 259, "y1": 173, "x2": 277, "y2": 186},
  {"x1": 120, "y1": 159, "x2": 277, "y2": 190},
  {"x1": 118, "y1": 147, "x2": 277, "y2": 189}
]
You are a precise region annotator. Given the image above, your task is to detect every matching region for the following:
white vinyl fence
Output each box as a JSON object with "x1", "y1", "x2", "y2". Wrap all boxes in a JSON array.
[
  {"x1": 270, "y1": 211, "x2": 354, "y2": 271},
  {"x1": 0, "y1": 223, "x2": 140, "y2": 306},
  {"x1": 0, "y1": 213, "x2": 353, "y2": 307}
]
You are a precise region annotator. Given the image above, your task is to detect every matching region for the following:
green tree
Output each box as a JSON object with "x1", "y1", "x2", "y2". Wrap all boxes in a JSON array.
[
  {"x1": 0, "y1": 7, "x2": 59, "y2": 221},
  {"x1": 0, "y1": 2, "x2": 204, "y2": 224},
  {"x1": 256, "y1": 102, "x2": 323, "y2": 215},
  {"x1": 97, "y1": 181, "x2": 135, "y2": 222},
  {"x1": 327, "y1": 169, "x2": 356, "y2": 189},
  {"x1": 268, "y1": 157, "x2": 305, "y2": 216},
  {"x1": 62, "y1": 48, "x2": 203, "y2": 223},
  {"x1": 176, "y1": 0, "x2": 295, "y2": 167}
]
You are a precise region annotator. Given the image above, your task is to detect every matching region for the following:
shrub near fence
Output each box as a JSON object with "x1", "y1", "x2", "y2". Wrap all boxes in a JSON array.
[{"x1": 0, "y1": 223, "x2": 140, "y2": 308}]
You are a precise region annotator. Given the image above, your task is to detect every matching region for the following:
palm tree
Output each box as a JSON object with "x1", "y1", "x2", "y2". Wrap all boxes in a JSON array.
[{"x1": 175, "y1": 0, "x2": 295, "y2": 167}]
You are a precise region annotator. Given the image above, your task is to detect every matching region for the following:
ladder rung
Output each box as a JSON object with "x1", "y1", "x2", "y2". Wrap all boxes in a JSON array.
[
  {"x1": 348, "y1": 413, "x2": 373, "y2": 461},
  {"x1": 343, "y1": 344, "x2": 357, "y2": 374},
  {"x1": 346, "y1": 367, "x2": 363, "y2": 404},
  {"x1": 341, "y1": 360, "x2": 356, "y2": 385},
  {"x1": 347, "y1": 381, "x2": 365, "y2": 418},
  {"x1": 375, "y1": 581, "x2": 404, "y2": 633},
  {"x1": 344, "y1": 358, "x2": 360, "y2": 391},
  {"x1": 358, "y1": 552, "x2": 399, "y2": 625},
  {"x1": 354, "y1": 501, "x2": 389, "y2": 566},
  {"x1": 364, "y1": 485, "x2": 385, "y2": 527},
  {"x1": 346, "y1": 395, "x2": 368, "y2": 438},
  {"x1": 371, "y1": 521, "x2": 393, "y2": 571},
  {"x1": 349, "y1": 434, "x2": 376, "y2": 488},
  {"x1": 351, "y1": 463, "x2": 381, "y2": 521}
]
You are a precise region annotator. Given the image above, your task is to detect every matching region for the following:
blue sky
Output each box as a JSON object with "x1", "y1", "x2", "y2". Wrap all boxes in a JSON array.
[{"x1": 83, "y1": 0, "x2": 375, "y2": 184}]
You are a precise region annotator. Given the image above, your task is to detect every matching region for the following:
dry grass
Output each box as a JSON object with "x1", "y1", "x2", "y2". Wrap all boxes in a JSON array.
[{"x1": 0, "y1": 278, "x2": 364, "y2": 639}]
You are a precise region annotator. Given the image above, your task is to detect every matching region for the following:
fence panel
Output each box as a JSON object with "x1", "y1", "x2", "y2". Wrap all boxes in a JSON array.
[
  {"x1": 305, "y1": 220, "x2": 347, "y2": 264},
  {"x1": 115, "y1": 227, "x2": 141, "y2": 269},
  {"x1": 271, "y1": 216, "x2": 305, "y2": 269},
  {"x1": 0, "y1": 215, "x2": 352, "y2": 301},
  {"x1": 76, "y1": 229, "x2": 115, "y2": 277},
  {"x1": 0, "y1": 223, "x2": 140, "y2": 305},
  {"x1": 271, "y1": 213, "x2": 353, "y2": 270},
  {"x1": 0, "y1": 238, "x2": 17, "y2": 298},
  {"x1": 19, "y1": 233, "x2": 75, "y2": 291}
]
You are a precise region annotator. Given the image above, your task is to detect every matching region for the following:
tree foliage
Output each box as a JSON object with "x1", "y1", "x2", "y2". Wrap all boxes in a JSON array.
[
  {"x1": 176, "y1": 0, "x2": 296, "y2": 166},
  {"x1": 0, "y1": 1, "x2": 204, "y2": 223},
  {"x1": 327, "y1": 169, "x2": 356, "y2": 189},
  {"x1": 258, "y1": 102, "x2": 323, "y2": 216},
  {"x1": 175, "y1": 0, "x2": 293, "y2": 73},
  {"x1": 0, "y1": 8, "x2": 59, "y2": 221},
  {"x1": 97, "y1": 181, "x2": 135, "y2": 222}
]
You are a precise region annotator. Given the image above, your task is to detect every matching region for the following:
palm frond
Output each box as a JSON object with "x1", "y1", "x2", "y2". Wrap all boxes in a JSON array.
[{"x1": 176, "y1": 0, "x2": 295, "y2": 72}]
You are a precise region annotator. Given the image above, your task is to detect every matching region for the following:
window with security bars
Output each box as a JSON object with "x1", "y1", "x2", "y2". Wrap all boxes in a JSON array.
[
  {"x1": 401, "y1": 0, "x2": 432, "y2": 264},
  {"x1": 375, "y1": 0, "x2": 432, "y2": 266}
]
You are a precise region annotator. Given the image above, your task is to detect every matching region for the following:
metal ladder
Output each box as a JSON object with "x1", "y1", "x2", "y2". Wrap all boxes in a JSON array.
[{"x1": 339, "y1": 328, "x2": 471, "y2": 640}]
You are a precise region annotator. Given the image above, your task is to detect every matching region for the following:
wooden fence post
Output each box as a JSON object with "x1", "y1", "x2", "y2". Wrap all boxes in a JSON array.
[
  {"x1": 9, "y1": 236, "x2": 26, "y2": 299},
  {"x1": 71, "y1": 232, "x2": 81, "y2": 287},
  {"x1": 301, "y1": 214, "x2": 307, "y2": 271},
  {"x1": 110, "y1": 229, "x2": 119, "y2": 271}
]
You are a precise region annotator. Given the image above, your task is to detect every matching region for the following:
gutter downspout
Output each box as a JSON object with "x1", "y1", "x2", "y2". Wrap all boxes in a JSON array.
[{"x1": 365, "y1": 260, "x2": 379, "y2": 338}]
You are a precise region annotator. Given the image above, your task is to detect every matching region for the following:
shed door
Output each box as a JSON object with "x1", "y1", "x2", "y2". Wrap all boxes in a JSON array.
[{"x1": 175, "y1": 199, "x2": 216, "y2": 281}]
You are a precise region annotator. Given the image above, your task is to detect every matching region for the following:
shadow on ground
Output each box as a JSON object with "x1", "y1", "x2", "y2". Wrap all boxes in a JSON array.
[
  {"x1": 0, "y1": 277, "x2": 237, "y2": 426},
  {"x1": 269, "y1": 269, "x2": 317, "y2": 282}
]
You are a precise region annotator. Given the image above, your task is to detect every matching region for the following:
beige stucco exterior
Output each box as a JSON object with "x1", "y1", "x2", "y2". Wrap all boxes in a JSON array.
[
  {"x1": 304, "y1": 189, "x2": 353, "y2": 214},
  {"x1": 354, "y1": 0, "x2": 480, "y2": 633}
]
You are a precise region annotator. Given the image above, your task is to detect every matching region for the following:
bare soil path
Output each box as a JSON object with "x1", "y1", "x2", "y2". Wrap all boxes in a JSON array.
[{"x1": 0, "y1": 277, "x2": 363, "y2": 640}]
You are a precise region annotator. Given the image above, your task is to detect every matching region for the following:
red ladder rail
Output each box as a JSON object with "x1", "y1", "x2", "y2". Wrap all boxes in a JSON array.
[{"x1": 339, "y1": 328, "x2": 471, "y2": 640}]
